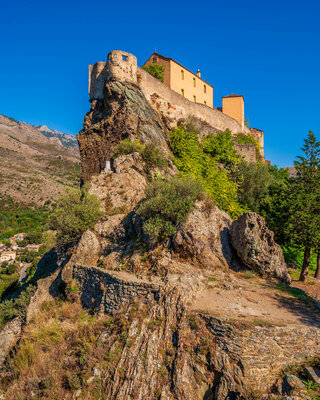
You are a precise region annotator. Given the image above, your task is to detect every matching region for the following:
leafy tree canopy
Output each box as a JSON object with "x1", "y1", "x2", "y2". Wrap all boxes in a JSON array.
[{"x1": 141, "y1": 63, "x2": 165, "y2": 82}]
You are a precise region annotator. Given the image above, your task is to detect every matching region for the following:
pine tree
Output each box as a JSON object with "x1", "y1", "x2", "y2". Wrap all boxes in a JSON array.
[{"x1": 292, "y1": 131, "x2": 320, "y2": 281}]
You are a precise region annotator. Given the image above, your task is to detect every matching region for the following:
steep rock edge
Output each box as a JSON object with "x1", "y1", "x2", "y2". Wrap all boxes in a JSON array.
[{"x1": 77, "y1": 79, "x2": 170, "y2": 183}]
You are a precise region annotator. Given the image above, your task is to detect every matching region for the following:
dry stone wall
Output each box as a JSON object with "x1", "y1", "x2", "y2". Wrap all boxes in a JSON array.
[
  {"x1": 73, "y1": 265, "x2": 160, "y2": 314},
  {"x1": 234, "y1": 143, "x2": 257, "y2": 163}
]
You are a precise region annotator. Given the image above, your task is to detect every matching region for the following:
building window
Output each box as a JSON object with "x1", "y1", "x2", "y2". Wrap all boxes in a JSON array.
[
  {"x1": 122, "y1": 55, "x2": 127, "y2": 61},
  {"x1": 153, "y1": 56, "x2": 157, "y2": 63},
  {"x1": 193, "y1": 77, "x2": 196, "y2": 87},
  {"x1": 181, "y1": 89, "x2": 184, "y2": 96},
  {"x1": 204, "y1": 100, "x2": 207, "y2": 105},
  {"x1": 204, "y1": 84, "x2": 206, "y2": 93},
  {"x1": 193, "y1": 95, "x2": 196, "y2": 102},
  {"x1": 181, "y1": 70, "x2": 184, "y2": 80}
]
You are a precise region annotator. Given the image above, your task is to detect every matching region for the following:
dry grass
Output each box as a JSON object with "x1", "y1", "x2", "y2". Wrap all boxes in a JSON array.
[{"x1": 0, "y1": 299, "x2": 125, "y2": 400}]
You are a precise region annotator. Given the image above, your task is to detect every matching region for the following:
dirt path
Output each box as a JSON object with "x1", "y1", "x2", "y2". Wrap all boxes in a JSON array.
[{"x1": 190, "y1": 270, "x2": 320, "y2": 328}]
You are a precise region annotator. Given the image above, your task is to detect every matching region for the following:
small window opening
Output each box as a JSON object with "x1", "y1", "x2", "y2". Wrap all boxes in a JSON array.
[
  {"x1": 153, "y1": 56, "x2": 157, "y2": 63},
  {"x1": 181, "y1": 70, "x2": 184, "y2": 80},
  {"x1": 122, "y1": 55, "x2": 127, "y2": 61},
  {"x1": 181, "y1": 89, "x2": 184, "y2": 96},
  {"x1": 193, "y1": 95, "x2": 196, "y2": 102},
  {"x1": 204, "y1": 100, "x2": 207, "y2": 105},
  {"x1": 193, "y1": 77, "x2": 196, "y2": 87},
  {"x1": 204, "y1": 84, "x2": 206, "y2": 93}
]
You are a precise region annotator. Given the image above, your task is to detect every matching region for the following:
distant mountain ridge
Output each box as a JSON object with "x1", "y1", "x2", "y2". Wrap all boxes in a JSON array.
[
  {"x1": 0, "y1": 114, "x2": 80, "y2": 205},
  {"x1": 35, "y1": 124, "x2": 78, "y2": 149}
]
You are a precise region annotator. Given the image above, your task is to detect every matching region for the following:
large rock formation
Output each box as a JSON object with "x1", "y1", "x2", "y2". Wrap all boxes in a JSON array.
[
  {"x1": 172, "y1": 201, "x2": 242, "y2": 271},
  {"x1": 230, "y1": 212, "x2": 291, "y2": 283},
  {"x1": 77, "y1": 79, "x2": 169, "y2": 183}
]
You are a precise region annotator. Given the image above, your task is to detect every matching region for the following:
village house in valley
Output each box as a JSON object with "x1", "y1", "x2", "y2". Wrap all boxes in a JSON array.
[
  {"x1": 26, "y1": 244, "x2": 41, "y2": 252},
  {"x1": 0, "y1": 251, "x2": 16, "y2": 263}
]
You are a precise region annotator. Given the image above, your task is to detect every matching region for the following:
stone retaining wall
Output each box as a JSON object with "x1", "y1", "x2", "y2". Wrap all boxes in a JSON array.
[
  {"x1": 73, "y1": 265, "x2": 160, "y2": 314},
  {"x1": 234, "y1": 143, "x2": 257, "y2": 163}
]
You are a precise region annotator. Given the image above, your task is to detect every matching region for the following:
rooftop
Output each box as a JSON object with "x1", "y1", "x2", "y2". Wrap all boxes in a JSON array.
[
  {"x1": 144, "y1": 53, "x2": 214, "y2": 88},
  {"x1": 222, "y1": 94, "x2": 244, "y2": 99}
]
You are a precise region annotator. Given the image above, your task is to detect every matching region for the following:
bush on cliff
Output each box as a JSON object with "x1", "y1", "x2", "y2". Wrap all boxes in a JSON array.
[
  {"x1": 169, "y1": 125, "x2": 244, "y2": 218},
  {"x1": 113, "y1": 139, "x2": 144, "y2": 158},
  {"x1": 113, "y1": 140, "x2": 168, "y2": 172},
  {"x1": 141, "y1": 63, "x2": 165, "y2": 82},
  {"x1": 141, "y1": 143, "x2": 169, "y2": 171},
  {"x1": 137, "y1": 176, "x2": 202, "y2": 244},
  {"x1": 50, "y1": 188, "x2": 102, "y2": 244},
  {"x1": 202, "y1": 129, "x2": 241, "y2": 176}
]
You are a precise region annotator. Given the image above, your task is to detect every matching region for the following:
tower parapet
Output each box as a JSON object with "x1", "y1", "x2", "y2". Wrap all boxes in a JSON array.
[
  {"x1": 89, "y1": 51, "x2": 137, "y2": 100},
  {"x1": 106, "y1": 50, "x2": 137, "y2": 83}
]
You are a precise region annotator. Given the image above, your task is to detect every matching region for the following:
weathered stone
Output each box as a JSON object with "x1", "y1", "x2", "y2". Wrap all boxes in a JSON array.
[
  {"x1": 77, "y1": 78, "x2": 169, "y2": 183},
  {"x1": 0, "y1": 318, "x2": 21, "y2": 367},
  {"x1": 230, "y1": 212, "x2": 291, "y2": 283},
  {"x1": 89, "y1": 153, "x2": 148, "y2": 215},
  {"x1": 73, "y1": 230, "x2": 101, "y2": 267},
  {"x1": 172, "y1": 200, "x2": 241, "y2": 270},
  {"x1": 282, "y1": 375, "x2": 305, "y2": 395},
  {"x1": 305, "y1": 366, "x2": 320, "y2": 385}
]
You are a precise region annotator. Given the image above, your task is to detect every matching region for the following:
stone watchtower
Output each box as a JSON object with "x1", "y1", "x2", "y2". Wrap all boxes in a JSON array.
[{"x1": 89, "y1": 50, "x2": 137, "y2": 100}]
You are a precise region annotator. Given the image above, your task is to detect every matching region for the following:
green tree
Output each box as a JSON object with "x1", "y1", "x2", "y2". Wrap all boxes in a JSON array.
[
  {"x1": 291, "y1": 131, "x2": 320, "y2": 281},
  {"x1": 24, "y1": 231, "x2": 43, "y2": 244},
  {"x1": 202, "y1": 129, "x2": 241, "y2": 176},
  {"x1": 142, "y1": 63, "x2": 165, "y2": 82},
  {"x1": 50, "y1": 188, "x2": 102, "y2": 244},
  {"x1": 169, "y1": 126, "x2": 244, "y2": 218},
  {"x1": 237, "y1": 162, "x2": 276, "y2": 212}
]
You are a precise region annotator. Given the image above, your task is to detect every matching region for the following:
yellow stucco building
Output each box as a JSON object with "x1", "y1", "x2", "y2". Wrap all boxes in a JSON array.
[
  {"x1": 222, "y1": 94, "x2": 244, "y2": 130},
  {"x1": 143, "y1": 53, "x2": 214, "y2": 108}
]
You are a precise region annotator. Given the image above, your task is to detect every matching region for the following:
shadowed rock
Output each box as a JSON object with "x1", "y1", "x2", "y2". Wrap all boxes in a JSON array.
[
  {"x1": 230, "y1": 212, "x2": 291, "y2": 284},
  {"x1": 172, "y1": 201, "x2": 242, "y2": 271}
]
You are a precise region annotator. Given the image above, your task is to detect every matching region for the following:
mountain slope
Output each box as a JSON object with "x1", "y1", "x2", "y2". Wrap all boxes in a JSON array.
[{"x1": 0, "y1": 114, "x2": 80, "y2": 205}]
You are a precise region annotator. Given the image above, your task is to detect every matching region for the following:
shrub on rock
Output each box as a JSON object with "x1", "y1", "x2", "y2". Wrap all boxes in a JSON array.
[
  {"x1": 137, "y1": 176, "x2": 202, "y2": 245},
  {"x1": 50, "y1": 188, "x2": 102, "y2": 244}
]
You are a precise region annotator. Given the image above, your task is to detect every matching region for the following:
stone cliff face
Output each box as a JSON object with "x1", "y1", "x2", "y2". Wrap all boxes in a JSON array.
[{"x1": 78, "y1": 77, "x2": 169, "y2": 183}]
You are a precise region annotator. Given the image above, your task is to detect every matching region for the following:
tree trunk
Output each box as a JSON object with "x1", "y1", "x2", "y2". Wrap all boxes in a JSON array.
[
  {"x1": 314, "y1": 251, "x2": 320, "y2": 280},
  {"x1": 299, "y1": 246, "x2": 311, "y2": 282}
]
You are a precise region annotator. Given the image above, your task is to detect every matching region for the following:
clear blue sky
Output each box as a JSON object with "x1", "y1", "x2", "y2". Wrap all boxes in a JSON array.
[{"x1": 1, "y1": 0, "x2": 319, "y2": 167}]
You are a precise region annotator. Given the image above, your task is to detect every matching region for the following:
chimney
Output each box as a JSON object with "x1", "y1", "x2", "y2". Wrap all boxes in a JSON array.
[{"x1": 197, "y1": 69, "x2": 201, "y2": 78}]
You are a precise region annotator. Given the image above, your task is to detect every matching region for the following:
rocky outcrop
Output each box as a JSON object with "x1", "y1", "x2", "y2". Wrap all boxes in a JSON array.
[
  {"x1": 172, "y1": 201, "x2": 242, "y2": 270},
  {"x1": 230, "y1": 212, "x2": 291, "y2": 283},
  {"x1": 72, "y1": 230, "x2": 101, "y2": 267},
  {"x1": 77, "y1": 79, "x2": 169, "y2": 183},
  {"x1": 88, "y1": 152, "x2": 148, "y2": 214},
  {"x1": 0, "y1": 318, "x2": 22, "y2": 367}
]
